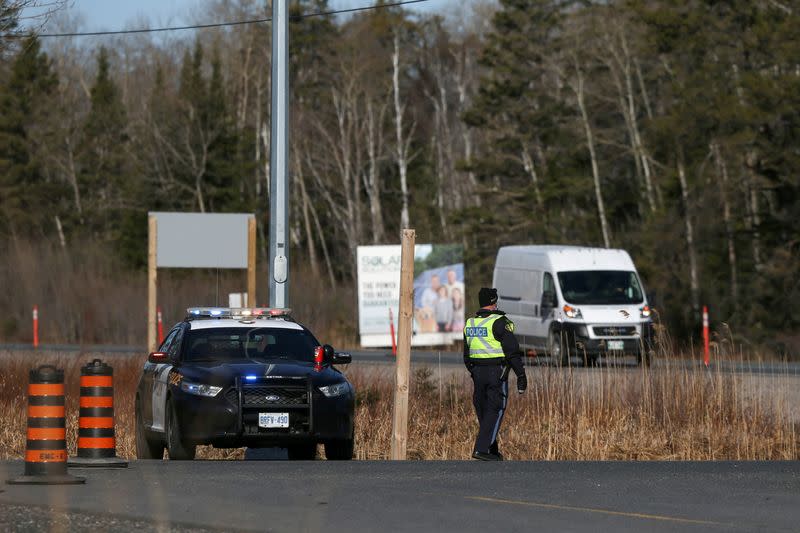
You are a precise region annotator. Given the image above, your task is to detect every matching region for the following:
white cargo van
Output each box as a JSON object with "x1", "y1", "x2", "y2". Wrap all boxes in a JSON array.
[{"x1": 492, "y1": 245, "x2": 655, "y2": 365}]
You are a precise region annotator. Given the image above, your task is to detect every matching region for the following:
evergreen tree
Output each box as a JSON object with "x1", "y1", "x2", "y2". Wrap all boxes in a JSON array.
[
  {"x1": 460, "y1": 0, "x2": 587, "y2": 285},
  {"x1": 78, "y1": 46, "x2": 130, "y2": 235},
  {"x1": 0, "y1": 36, "x2": 59, "y2": 237},
  {"x1": 204, "y1": 45, "x2": 243, "y2": 211}
]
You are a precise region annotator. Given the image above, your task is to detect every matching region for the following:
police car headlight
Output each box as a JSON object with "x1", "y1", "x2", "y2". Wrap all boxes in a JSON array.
[
  {"x1": 318, "y1": 382, "x2": 350, "y2": 398},
  {"x1": 180, "y1": 381, "x2": 223, "y2": 397}
]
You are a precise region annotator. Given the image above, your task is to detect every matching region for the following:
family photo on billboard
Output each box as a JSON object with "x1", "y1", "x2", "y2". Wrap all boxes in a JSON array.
[{"x1": 412, "y1": 244, "x2": 464, "y2": 342}]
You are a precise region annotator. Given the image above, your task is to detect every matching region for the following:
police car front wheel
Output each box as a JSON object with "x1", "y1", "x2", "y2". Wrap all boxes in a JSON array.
[
  {"x1": 324, "y1": 437, "x2": 354, "y2": 460},
  {"x1": 166, "y1": 400, "x2": 196, "y2": 460}
]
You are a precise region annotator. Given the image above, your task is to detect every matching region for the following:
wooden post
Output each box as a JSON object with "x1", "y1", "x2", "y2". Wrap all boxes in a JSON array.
[
  {"x1": 391, "y1": 229, "x2": 415, "y2": 460},
  {"x1": 247, "y1": 216, "x2": 257, "y2": 308},
  {"x1": 148, "y1": 215, "x2": 158, "y2": 353}
]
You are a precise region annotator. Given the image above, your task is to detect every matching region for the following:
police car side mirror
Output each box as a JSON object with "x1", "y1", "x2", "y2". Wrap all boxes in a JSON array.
[
  {"x1": 332, "y1": 352, "x2": 352, "y2": 365},
  {"x1": 148, "y1": 351, "x2": 168, "y2": 364},
  {"x1": 322, "y1": 344, "x2": 335, "y2": 362}
]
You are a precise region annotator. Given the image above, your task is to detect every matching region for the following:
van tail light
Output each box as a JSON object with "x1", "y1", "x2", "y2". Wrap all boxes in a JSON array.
[{"x1": 314, "y1": 346, "x2": 324, "y2": 364}]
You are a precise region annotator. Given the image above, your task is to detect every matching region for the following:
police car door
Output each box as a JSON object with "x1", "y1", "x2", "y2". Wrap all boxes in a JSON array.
[
  {"x1": 151, "y1": 325, "x2": 184, "y2": 432},
  {"x1": 142, "y1": 328, "x2": 178, "y2": 428}
]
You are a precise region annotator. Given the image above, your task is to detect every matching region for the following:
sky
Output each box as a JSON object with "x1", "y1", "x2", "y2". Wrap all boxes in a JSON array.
[{"x1": 35, "y1": 0, "x2": 459, "y2": 33}]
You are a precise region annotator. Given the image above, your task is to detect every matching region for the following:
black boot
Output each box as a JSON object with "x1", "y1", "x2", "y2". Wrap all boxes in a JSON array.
[
  {"x1": 472, "y1": 451, "x2": 501, "y2": 461},
  {"x1": 489, "y1": 442, "x2": 504, "y2": 461}
]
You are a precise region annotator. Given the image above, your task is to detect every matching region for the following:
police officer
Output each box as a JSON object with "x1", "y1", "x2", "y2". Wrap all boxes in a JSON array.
[{"x1": 464, "y1": 287, "x2": 527, "y2": 461}]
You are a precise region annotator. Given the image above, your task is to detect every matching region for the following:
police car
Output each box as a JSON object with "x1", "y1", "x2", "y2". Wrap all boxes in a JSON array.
[{"x1": 135, "y1": 308, "x2": 355, "y2": 460}]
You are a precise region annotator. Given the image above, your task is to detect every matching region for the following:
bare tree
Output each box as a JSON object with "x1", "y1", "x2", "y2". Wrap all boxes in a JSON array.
[
  {"x1": 677, "y1": 150, "x2": 700, "y2": 320},
  {"x1": 712, "y1": 142, "x2": 738, "y2": 313},
  {"x1": 392, "y1": 32, "x2": 413, "y2": 231},
  {"x1": 568, "y1": 52, "x2": 611, "y2": 248},
  {"x1": 600, "y1": 23, "x2": 657, "y2": 213}
]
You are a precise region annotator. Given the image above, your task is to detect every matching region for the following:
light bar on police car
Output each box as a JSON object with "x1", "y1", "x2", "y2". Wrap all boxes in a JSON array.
[{"x1": 185, "y1": 307, "x2": 292, "y2": 319}]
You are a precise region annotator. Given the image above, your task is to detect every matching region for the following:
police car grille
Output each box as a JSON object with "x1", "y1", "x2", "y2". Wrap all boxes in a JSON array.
[
  {"x1": 242, "y1": 386, "x2": 308, "y2": 407},
  {"x1": 593, "y1": 326, "x2": 637, "y2": 336}
]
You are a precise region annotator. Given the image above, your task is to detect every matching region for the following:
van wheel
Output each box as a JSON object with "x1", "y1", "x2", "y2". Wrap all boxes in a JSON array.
[
  {"x1": 583, "y1": 352, "x2": 598, "y2": 367},
  {"x1": 637, "y1": 350, "x2": 653, "y2": 367},
  {"x1": 548, "y1": 329, "x2": 570, "y2": 366}
]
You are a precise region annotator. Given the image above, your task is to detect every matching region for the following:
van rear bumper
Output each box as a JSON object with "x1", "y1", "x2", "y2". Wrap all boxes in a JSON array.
[{"x1": 555, "y1": 321, "x2": 655, "y2": 355}]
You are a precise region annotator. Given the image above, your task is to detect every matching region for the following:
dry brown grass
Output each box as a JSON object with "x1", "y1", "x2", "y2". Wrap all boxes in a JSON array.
[
  {"x1": 0, "y1": 351, "x2": 797, "y2": 461},
  {"x1": 0, "y1": 240, "x2": 356, "y2": 347}
]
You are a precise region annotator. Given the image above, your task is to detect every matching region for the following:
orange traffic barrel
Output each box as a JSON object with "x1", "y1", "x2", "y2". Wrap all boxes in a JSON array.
[
  {"x1": 7, "y1": 365, "x2": 84, "y2": 485},
  {"x1": 68, "y1": 359, "x2": 127, "y2": 468}
]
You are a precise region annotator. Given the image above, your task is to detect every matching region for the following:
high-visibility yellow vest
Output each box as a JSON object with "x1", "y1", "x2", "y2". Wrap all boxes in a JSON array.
[{"x1": 464, "y1": 314, "x2": 511, "y2": 359}]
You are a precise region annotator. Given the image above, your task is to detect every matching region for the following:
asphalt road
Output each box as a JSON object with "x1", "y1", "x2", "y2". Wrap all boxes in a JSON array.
[
  {"x1": 1, "y1": 460, "x2": 798, "y2": 532},
  {"x1": 349, "y1": 349, "x2": 800, "y2": 377}
]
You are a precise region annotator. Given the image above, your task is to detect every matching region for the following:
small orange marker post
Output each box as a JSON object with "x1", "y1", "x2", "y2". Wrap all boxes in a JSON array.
[
  {"x1": 702, "y1": 306, "x2": 710, "y2": 367},
  {"x1": 32, "y1": 305, "x2": 39, "y2": 349},
  {"x1": 389, "y1": 308, "x2": 397, "y2": 357}
]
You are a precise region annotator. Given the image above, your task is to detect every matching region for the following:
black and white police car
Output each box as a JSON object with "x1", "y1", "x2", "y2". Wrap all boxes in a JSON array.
[{"x1": 135, "y1": 307, "x2": 355, "y2": 460}]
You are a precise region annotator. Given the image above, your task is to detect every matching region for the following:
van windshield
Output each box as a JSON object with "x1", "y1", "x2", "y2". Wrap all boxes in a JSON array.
[{"x1": 557, "y1": 270, "x2": 644, "y2": 305}]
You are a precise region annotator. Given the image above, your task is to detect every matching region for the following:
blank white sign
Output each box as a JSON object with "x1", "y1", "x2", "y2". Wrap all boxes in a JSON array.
[{"x1": 151, "y1": 212, "x2": 253, "y2": 269}]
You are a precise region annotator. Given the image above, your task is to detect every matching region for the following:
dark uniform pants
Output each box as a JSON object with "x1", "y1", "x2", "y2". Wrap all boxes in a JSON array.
[{"x1": 471, "y1": 364, "x2": 508, "y2": 454}]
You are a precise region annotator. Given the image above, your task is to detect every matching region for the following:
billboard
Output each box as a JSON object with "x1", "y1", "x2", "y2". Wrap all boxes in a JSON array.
[
  {"x1": 357, "y1": 244, "x2": 464, "y2": 348},
  {"x1": 150, "y1": 212, "x2": 253, "y2": 269}
]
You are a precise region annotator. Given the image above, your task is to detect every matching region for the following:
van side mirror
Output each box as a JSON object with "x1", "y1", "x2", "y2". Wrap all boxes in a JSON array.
[{"x1": 542, "y1": 291, "x2": 557, "y2": 308}]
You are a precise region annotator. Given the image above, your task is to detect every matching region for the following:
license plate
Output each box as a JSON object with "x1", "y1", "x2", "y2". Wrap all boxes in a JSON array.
[
  {"x1": 258, "y1": 412, "x2": 289, "y2": 428},
  {"x1": 607, "y1": 340, "x2": 625, "y2": 351}
]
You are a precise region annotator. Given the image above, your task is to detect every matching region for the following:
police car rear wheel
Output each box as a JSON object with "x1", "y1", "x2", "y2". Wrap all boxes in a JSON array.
[
  {"x1": 287, "y1": 442, "x2": 317, "y2": 460},
  {"x1": 166, "y1": 400, "x2": 196, "y2": 460},
  {"x1": 135, "y1": 398, "x2": 164, "y2": 459},
  {"x1": 325, "y1": 437, "x2": 354, "y2": 460}
]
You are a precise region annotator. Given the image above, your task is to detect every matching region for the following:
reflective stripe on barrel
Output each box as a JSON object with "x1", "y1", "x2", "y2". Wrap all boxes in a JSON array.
[
  {"x1": 76, "y1": 359, "x2": 118, "y2": 459},
  {"x1": 24, "y1": 366, "x2": 69, "y2": 476}
]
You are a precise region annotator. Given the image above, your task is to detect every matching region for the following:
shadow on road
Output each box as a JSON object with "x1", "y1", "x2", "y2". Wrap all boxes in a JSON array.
[{"x1": 243, "y1": 447, "x2": 289, "y2": 461}]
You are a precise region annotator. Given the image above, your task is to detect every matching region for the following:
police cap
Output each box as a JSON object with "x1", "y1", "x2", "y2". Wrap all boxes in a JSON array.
[{"x1": 478, "y1": 287, "x2": 498, "y2": 307}]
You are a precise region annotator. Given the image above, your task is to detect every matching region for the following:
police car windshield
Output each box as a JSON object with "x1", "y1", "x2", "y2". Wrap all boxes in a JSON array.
[
  {"x1": 182, "y1": 328, "x2": 318, "y2": 363},
  {"x1": 557, "y1": 270, "x2": 644, "y2": 305}
]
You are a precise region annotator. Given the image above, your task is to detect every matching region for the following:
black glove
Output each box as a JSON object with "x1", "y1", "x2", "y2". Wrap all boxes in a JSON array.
[{"x1": 516, "y1": 373, "x2": 527, "y2": 394}]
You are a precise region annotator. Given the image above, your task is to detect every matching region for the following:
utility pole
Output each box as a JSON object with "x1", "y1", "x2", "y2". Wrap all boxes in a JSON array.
[{"x1": 269, "y1": 0, "x2": 290, "y2": 308}]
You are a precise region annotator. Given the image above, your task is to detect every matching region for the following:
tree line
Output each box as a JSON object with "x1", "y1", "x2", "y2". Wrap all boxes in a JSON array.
[{"x1": 0, "y1": 0, "x2": 797, "y2": 350}]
